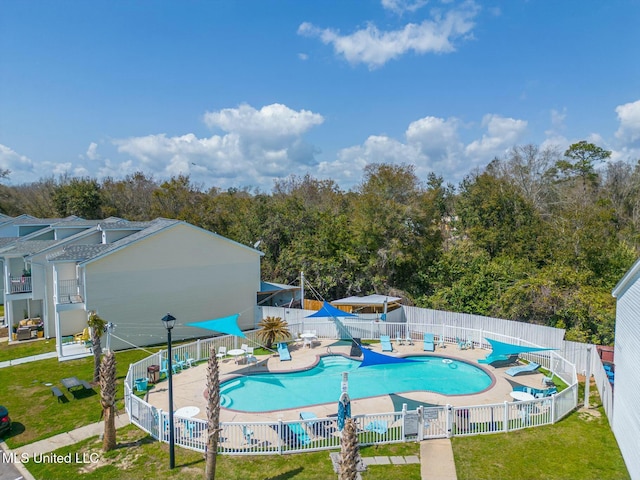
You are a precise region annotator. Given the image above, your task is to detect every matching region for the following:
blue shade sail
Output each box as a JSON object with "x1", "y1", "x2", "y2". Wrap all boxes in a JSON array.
[
  {"x1": 305, "y1": 301, "x2": 357, "y2": 318},
  {"x1": 185, "y1": 313, "x2": 246, "y2": 338},
  {"x1": 358, "y1": 344, "x2": 416, "y2": 368}
]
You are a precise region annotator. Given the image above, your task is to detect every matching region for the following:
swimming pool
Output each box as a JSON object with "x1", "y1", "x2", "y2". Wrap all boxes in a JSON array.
[{"x1": 220, "y1": 355, "x2": 492, "y2": 412}]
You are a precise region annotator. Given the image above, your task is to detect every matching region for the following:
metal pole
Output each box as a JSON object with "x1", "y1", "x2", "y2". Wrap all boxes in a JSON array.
[
  {"x1": 300, "y1": 271, "x2": 305, "y2": 309},
  {"x1": 584, "y1": 346, "x2": 592, "y2": 409},
  {"x1": 167, "y1": 328, "x2": 175, "y2": 469}
]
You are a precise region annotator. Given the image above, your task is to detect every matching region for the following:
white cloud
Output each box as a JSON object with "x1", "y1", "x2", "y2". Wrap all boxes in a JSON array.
[
  {"x1": 465, "y1": 114, "x2": 527, "y2": 159},
  {"x1": 0, "y1": 143, "x2": 36, "y2": 184},
  {"x1": 615, "y1": 99, "x2": 640, "y2": 144},
  {"x1": 113, "y1": 103, "x2": 325, "y2": 189},
  {"x1": 298, "y1": 2, "x2": 479, "y2": 68},
  {"x1": 86, "y1": 142, "x2": 99, "y2": 160},
  {"x1": 381, "y1": 0, "x2": 429, "y2": 14}
]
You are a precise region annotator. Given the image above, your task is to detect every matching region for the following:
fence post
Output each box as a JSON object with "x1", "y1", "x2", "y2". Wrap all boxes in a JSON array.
[
  {"x1": 417, "y1": 406, "x2": 424, "y2": 441},
  {"x1": 278, "y1": 419, "x2": 284, "y2": 455},
  {"x1": 446, "y1": 404, "x2": 453, "y2": 438},
  {"x1": 503, "y1": 401, "x2": 509, "y2": 432},
  {"x1": 551, "y1": 394, "x2": 556, "y2": 424}
]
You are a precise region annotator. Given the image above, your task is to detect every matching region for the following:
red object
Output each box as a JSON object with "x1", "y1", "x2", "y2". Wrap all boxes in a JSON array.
[{"x1": 597, "y1": 345, "x2": 614, "y2": 364}]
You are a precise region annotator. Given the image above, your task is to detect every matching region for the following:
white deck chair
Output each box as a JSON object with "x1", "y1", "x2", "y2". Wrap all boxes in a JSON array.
[
  {"x1": 216, "y1": 346, "x2": 227, "y2": 360},
  {"x1": 246, "y1": 346, "x2": 257, "y2": 366}
]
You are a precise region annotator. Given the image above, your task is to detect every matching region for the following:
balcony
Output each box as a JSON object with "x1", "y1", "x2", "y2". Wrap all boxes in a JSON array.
[
  {"x1": 57, "y1": 279, "x2": 84, "y2": 304},
  {"x1": 9, "y1": 276, "x2": 32, "y2": 294}
]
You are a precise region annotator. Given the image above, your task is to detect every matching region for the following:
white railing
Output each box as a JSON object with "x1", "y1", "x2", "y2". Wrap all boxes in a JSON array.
[
  {"x1": 9, "y1": 276, "x2": 32, "y2": 294},
  {"x1": 56, "y1": 278, "x2": 83, "y2": 303},
  {"x1": 124, "y1": 314, "x2": 579, "y2": 455}
]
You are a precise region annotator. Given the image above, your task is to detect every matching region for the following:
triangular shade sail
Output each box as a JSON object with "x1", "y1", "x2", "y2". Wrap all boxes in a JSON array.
[
  {"x1": 483, "y1": 338, "x2": 553, "y2": 357},
  {"x1": 358, "y1": 345, "x2": 415, "y2": 368},
  {"x1": 185, "y1": 313, "x2": 246, "y2": 338},
  {"x1": 306, "y1": 301, "x2": 358, "y2": 318}
]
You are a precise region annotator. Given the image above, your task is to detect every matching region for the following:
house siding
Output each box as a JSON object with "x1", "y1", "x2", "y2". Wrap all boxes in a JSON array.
[
  {"x1": 613, "y1": 282, "x2": 640, "y2": 480},
  {"x1": 83, "y1": 223, "x2": 260, "y2": 351}
]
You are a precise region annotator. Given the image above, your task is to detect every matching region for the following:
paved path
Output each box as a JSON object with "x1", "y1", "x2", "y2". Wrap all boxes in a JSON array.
[
  {"x1": 420, "y1": 439, "x2": 457, "y2": 480},
  {"x1": 0, "y1": 352, "x2": 57, "y2": 369}
]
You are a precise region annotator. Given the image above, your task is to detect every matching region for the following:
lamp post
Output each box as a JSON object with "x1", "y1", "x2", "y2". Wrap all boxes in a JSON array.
[{"x1": 161, "y1": 313, "x2": 176, "y2": 469}]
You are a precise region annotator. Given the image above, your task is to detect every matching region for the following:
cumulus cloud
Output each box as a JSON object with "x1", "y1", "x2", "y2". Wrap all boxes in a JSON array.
[
  {"x1": 86, "y1": 142, "x2": 99, "y2": 160},
  {"x1": 113, "y1": 103, "x2": 325, "y2": 189},
  {"x1": 465, "y1": 114, "x2": 527, "y2": 159},
  {"x1": 298, "y1": 1, "x2": 478, "y2": 68},
  {"x1": 0, "y1": 143, "x2": 36, "y2": 184},
  {"x1": 615, "y1": 99, "x2": 640, "y2": 144}
]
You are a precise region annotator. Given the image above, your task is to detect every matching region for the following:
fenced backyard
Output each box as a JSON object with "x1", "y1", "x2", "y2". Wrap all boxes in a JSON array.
[{"x1": 124, "y1": 306, "x2": 582, "y2": 456}]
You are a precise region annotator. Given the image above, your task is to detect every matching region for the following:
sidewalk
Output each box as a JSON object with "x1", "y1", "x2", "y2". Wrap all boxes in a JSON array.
[
  {"x1": 0, "y1": 351, "x2": 57, "y2": 369},
  {"x1": 420, "y1": 439, "x2": 457, "y2": 480},
  {"x1": 15, "y1": 414, "x2": 131, "y2": 458}
]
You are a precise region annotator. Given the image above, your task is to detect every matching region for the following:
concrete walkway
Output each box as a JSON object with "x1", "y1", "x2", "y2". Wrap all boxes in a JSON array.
[
  {"x1": 420, "y1": 439, "x2": 457, "y2": 480},
  {"x1": 0, "y1": 351, "x2": 57, "y2": 369}
]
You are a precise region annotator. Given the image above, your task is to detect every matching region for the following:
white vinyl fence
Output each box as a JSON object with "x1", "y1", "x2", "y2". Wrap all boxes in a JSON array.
[{"x1": 125, "y1": 306, "x2": 579, "y2": 456}]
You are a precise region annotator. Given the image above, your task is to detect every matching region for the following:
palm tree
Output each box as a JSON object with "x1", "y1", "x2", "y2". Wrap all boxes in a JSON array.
[
  {"x1": 205, "y1": 344, "x2": 221, "y2": 480},
  {"x1": 100, "y1": 350, "x2": 117, "y2": 451},
  {"x1": 256, "y1": 316, "x2": 290, "y2": 349},
  {"x1": 339, "y1": 418, "x2": 360, "y2": 480},
  {"x1": 88, "y1": 311, "x2": 106, "y2": 383}
]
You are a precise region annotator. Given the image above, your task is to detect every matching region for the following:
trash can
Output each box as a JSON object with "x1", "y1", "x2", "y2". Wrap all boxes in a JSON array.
[{"x1": 147, "y1": 365, "x2": 160, "y2": 384}]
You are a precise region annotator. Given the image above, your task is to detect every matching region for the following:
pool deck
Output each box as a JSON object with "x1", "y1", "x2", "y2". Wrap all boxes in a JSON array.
[{"x1": 145, "y1": 339, "x2": 550, "y2": 423}]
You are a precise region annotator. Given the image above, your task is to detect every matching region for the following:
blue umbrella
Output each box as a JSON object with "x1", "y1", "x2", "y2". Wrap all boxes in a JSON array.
[{"x1": 337, "y1": 391, "x2": 351, "y2": 431}]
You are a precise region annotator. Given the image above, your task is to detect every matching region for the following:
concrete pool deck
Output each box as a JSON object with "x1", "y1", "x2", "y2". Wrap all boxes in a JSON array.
[{"x1": 145, "y1": 339, "x2": 551, "y2": 423}]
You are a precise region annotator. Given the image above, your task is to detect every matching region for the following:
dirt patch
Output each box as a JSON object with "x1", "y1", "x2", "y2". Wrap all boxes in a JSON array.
[{"x1": 577, "y1": 407, "x2": 601, "y2": 421}]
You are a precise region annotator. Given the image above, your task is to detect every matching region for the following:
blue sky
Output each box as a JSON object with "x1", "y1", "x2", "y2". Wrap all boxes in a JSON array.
[{"x1": 1, "y1": 1, "x2": 639, "y2": 192}]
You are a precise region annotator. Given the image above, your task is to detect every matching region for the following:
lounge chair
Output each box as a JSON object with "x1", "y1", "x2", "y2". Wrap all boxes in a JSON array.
[
  {"x1": 380, "y1": 335, "x2": 393, "y2": 352},
  {"x1": 505, "y1": 362, "x2": 540, "y2": 377},
  {"x1": 277, "y1": 342, "x2": 291, "y2": 361},
  {"x1": 364, "y1": 420, "x2": 388, "y2": 435},
  {"x1": 423, "y1": 333, "x2": 435, "y2": 352},
  {"x1": 299, "y1": 411, "x2": 335, "y2": 437},
  {"x1": 272, "y1": 423, "x2": 310, "y2": 448},
  {"x1": 478, "y1": 353, "x2": 520, "y2": 367}
]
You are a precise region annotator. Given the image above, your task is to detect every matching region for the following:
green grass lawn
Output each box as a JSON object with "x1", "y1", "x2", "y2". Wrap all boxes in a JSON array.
[
  {"x1": 0, "y1": 348, "x2": 151, "y2": 448},
  {"x1": 453, "y1": 395, "x2": 629, "y2": 480},
  {"x1": 0, "y1": 337, "x2": 57, "y2": 362},
  {"x1": 25, "y1": 425, "x2": 421, "y2": 480}
]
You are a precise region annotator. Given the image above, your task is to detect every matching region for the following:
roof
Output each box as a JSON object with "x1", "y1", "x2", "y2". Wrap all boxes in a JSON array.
[
  {"x1": 332, "y1": 295, "x2": 402, "y2": 307},
  {"x1": 612, "y1": 256, "x2": 640, "y2": 298}
]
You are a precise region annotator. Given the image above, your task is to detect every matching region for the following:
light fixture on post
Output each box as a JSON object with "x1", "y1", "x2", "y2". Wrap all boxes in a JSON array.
[{"x1": 161, "y1": 313, "x2": 176, "y2": 469}]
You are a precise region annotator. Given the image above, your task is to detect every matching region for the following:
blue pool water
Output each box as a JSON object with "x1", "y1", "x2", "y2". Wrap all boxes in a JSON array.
[{"x1": 220, "y1": 355, "x2": 492, "y2": 412}]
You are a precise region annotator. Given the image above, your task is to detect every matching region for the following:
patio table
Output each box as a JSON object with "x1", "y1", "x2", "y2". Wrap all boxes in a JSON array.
[
  {"x1": 228, "y1": 349, "x2": 246, "y2": 364},
  {"x1": 510, "y1": 391, "x2": 535, "y2": 401}
]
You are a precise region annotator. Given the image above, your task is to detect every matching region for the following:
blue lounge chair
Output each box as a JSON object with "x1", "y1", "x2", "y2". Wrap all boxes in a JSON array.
[
  {"x1": 423, "y1": 333, "x2": 435, "y2": 352},
  {"x1": 277, "y1": 342, "x2": 291, "y2": 361},
  {"x1": 364, "y1": 420, "x2": 388, "y2": 435},
  {"x1": 478, "y1": 353, "x2": 519, "y2": 367},
  {"x1": 505, "y1": 362, "x2": 540, "y2": 377},
  {"x1": 289, "y1": 422, "x2": 312, "y2": 445},
  {"x1": 380, "y1": 335, "x2": 392, "y2": 352}
]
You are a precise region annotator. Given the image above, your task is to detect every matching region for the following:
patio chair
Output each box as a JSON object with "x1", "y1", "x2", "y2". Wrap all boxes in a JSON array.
[
  {"x1": 423, "y1": 333, "x2": 435, "y2": 352},
  {"x1": 245, "y1": 346, "x2": 257, "y2": 366},
  {"x1": 174, "y1": 353, "x2": 186, "y2": 371},
  {"x1": 160, "y1": 358, "x2": 179, "y2": 379},
  {"x1": 241, "y1": 343, "x2": 249, "y2": 352},
  {"x1": 405, "y1": 332, "x2": 414, "y2": 345},
  {"x1": 380, "y1": 335, "x2": 393, "y2": 352},
  {"x1": 183, "y1": 351, "x2": 195, "y2": 368},
  {"x1": 74, "y1": 328, "x2": 90, "y2": 344},
  {"x1": 277, "y1": 342, "x2": 291, "y2": 361},
  {"x1": 505, "y1": 362, "x2": 540, "y2": 377},
  {"x1": 456, "y1": 336, "x2": 471, "y2": 350},
  {"x1": 216, "y1": 346, "x2": 228, "y2": 360},
  {"x1": 396, "y1": 332, "x2": 405, "y2": 346}
]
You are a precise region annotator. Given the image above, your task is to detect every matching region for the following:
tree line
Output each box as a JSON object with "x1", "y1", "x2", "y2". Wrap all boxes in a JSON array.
[{"x1": 2, "y1": 141, "x2": 638, "y2": 346}]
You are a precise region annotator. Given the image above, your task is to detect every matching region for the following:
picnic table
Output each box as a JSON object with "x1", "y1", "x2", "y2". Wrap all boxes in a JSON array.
[{"x1": 61, "y1": 376, "x2": 87, "y2": 393}]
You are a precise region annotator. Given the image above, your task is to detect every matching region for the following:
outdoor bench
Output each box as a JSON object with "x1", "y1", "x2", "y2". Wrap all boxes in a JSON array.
[{"x1": 51, "y1": 386, "x2": 65, "y2": 402}]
